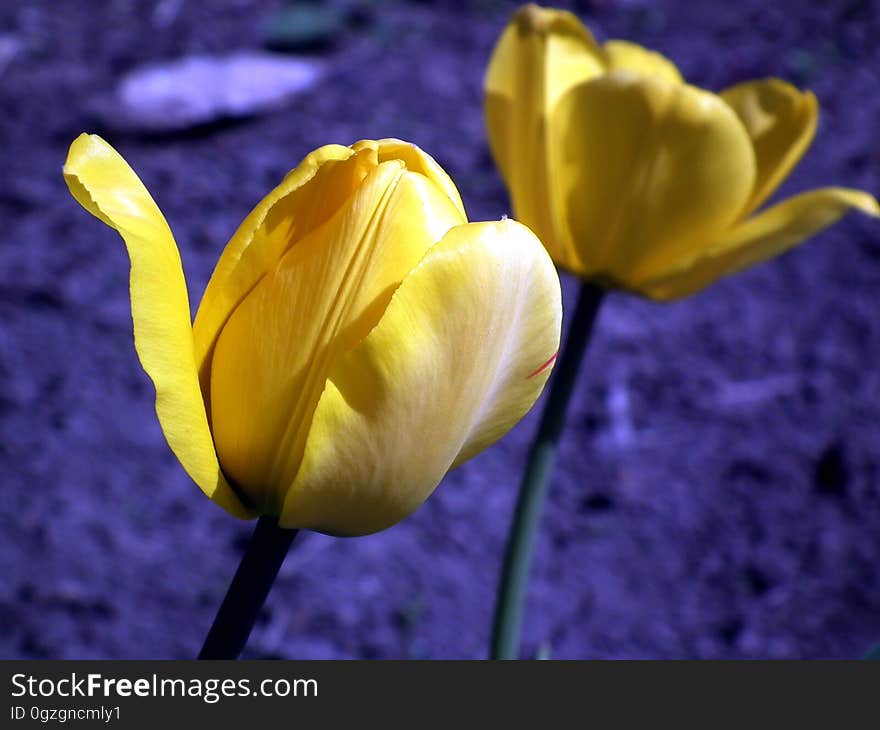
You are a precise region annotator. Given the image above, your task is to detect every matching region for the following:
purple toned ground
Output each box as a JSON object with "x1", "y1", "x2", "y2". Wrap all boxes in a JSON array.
[{"x1": 1, "y1": 0, "x2": 879, "y2": 659}]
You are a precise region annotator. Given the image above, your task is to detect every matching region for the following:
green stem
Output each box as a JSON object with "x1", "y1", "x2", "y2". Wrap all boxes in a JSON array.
[
  {"x1": 198, "y1": 516, "x2": 298, "y2": 659},
  {"x1": 490, "y1": 281, "x2": 605, "y2": 659}
]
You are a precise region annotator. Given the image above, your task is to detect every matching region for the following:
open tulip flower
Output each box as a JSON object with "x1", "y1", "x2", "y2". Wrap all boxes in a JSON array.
[
  {"x1": 64, "y1": 134, "x2": 562, "y2": 537},
  {"x1": 485, "y1": 4, "x2": 879, "y2": 300},
  {"x1": 485, "y1": 4, "x2": 880, "y2": 661}
]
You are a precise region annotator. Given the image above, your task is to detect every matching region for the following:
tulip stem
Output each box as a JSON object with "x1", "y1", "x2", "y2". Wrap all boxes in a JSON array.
[
  {"x1": 490, "y1": 281, "x2": 605, "y2": 659},
  {"x1": 198, "y1": 516, "x2": 298, "y2": 659}
]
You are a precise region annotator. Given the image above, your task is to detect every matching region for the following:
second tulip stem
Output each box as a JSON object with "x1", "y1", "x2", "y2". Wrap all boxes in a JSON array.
[
  {"x1": 198, "y1": 516, "x2": 298, "y2": 660},
  {"x1": 490, "y1": 281, "x2": 605, "y2": 660}
]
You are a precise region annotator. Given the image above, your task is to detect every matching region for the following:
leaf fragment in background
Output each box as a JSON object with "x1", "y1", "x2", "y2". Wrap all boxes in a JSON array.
[{"x1": 261, "y1": 3, "x2": 350, "y2": 52}]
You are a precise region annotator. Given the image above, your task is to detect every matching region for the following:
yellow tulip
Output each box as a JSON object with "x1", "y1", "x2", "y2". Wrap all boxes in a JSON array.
[
  {"x1": 64, "y1": 134, "x2": 562, "y2": 536},
  {"x1": 485, "y1": 4, "x2": 879, "y2": 300}
]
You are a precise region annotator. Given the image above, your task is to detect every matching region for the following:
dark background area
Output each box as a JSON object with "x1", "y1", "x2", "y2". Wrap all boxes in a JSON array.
[{"x1": 1, "y1": 0, "x2": 879, "y2": 659}]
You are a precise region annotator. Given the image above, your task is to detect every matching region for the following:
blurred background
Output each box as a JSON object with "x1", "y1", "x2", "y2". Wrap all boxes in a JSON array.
[{"x1": 1, "y1": 0, "x2": 879, "y2": 659}]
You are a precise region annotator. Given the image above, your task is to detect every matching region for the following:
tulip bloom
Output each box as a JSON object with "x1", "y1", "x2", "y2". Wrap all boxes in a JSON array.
[
  {"x1": 485, "y1": 4, "x2": 879, "y2": 300},
  {"x1": 64, "y1": 135, "x2": 561, "y2": 536}
]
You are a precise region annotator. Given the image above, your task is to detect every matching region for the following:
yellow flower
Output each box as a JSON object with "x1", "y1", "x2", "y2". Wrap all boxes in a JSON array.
[
  {"x1": 64, "y1": 134, "x2": 562, "y2": 536},
  {"x1": 484, "y1": 4, "x2": 879, "y2": 300}
]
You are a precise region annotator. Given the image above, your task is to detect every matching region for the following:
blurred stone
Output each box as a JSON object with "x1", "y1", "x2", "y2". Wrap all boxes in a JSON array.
[
  {"x1": 151, "y1": 0, "x2": 183, "y2": 28},
  {"x1": 0, "y1": 35, "x2": 23, "y2": 78},
  {"x1": 104, "y1": 52, "x2": 324, "y2": 133}
]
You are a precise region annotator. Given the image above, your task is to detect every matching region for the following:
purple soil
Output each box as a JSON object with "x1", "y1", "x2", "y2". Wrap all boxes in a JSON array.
[{"x1": 1, "y1": 0, "x2": 879, "y2": 659}]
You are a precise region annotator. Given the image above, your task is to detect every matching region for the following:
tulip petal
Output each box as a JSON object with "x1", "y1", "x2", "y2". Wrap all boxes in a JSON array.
[
  {"x1": 604, "y1": 40, "x2": 683, "y2": 84},
  {"x1": 550, "y1": 71, "x2": 756, "y2": 283},
  {"x1": 192, "y1": 143, "x2": 372, "y2": 404},
  {"x1": 721, "y1": 78, "x2": 818, "y2": 214},
  {"x1": 485, "y1": 4, "x2": 606, "y2": 119},
  {"x1": 209, "y1": 163, "x2": 467, "y2": 513},
  {"x1": 484, "y1": 4, "x2": 606, "y2": 267},
  {"x1": 280, "y1": 219, "x2": 562, "y2": 536},
  {"x1": 359, "y1": 138, "x2": 467, "y2": 221},
  {"x1": 63, "y1": 134, "x2": 252, "y2": 518},
  {"x1": 640, "y1": 187, "x2": 880, "y2": 300}
]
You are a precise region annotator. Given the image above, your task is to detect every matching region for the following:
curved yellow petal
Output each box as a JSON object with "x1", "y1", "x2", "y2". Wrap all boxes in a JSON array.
[
  {"x1": 210, "y1": 163, "x2": 466, "y2": 514},
  {"x1": 63, "y1": 134, "x2": 252, "y2": 518},
  {"x1": 485, "y1": 4, "x2": 607, "y2": 114},
  {"x1": 280, "y1": 219, "x2": 562, "y2": 536},
  {"x1": 192, "y1": 143, "x2": 371, "y2": 403},
  {"x1": 604, "y1": 40, "x2": 683, "y2": 84},
  {"x1": 357, "y1": 138, "x2": 467, "y2": 220},
  {"x1": 721, "y1": 78, "x2": 818, "y2": 214},
  {"x1": 640, "y1": 187, "x2": 880, "y2": 300},
  {"x1": 484, "y1": 3, "x2": 606, "y2": 267},
  {"x1": 550, "y1": 71, "x2": 756, "y2": 284}
]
